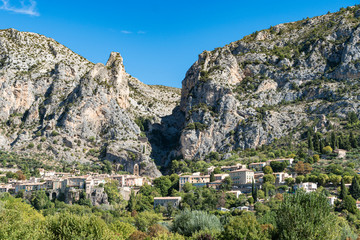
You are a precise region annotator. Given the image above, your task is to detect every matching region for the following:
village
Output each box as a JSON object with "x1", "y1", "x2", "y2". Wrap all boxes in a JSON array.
[
  {"x1": 0, "y1": 148, "x2": 357, "y2": 214},
  {"x1": 0, "y1": 157, "x2": 332, "y2": 211}
]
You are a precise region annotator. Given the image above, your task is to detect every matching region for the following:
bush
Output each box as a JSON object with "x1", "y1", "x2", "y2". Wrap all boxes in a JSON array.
[
  {"x1": 27, "y1": 143, "x2": 35, "y2": 149},
  {"x1": 275, "y1": 191, "x2": 341, "y2": 239},
  {"x1": 109, "y1": 221, "x2": 136, "y2": 239},
  {"x1": 172, "y1": 210, "x2": 222, "y2": 237},
  {"x1": 46, "y1": 212, "x2": 116, "y2": 240},
  {"x1": 322, "y1": 146, "x2": 333, "y2": 155},
  {"x1": 51, "y1": 131, "x2": 59, "y2": 137},
  {"x1": 0, "y1": 196, "x2": 47, "y2": 239},
  {"x1": 134, "y1": 211, "x2": 162, "y2": 232},
  {"x1": 222, "y1": 212, "x2": 270, "y2": 239}
]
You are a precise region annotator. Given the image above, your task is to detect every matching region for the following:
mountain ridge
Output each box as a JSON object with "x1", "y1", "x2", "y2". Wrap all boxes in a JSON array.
[
  {"x1": 2, "y1": 6, "x2": 360, "y2": 176},
  {"x1": 0, "y1": 28, "x2": 181, "y2": 177}
]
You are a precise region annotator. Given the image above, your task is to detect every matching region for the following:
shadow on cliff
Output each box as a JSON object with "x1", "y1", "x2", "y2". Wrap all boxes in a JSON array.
[{"x1": 146, "y1": 106, "x2": 185, "y2": 171}]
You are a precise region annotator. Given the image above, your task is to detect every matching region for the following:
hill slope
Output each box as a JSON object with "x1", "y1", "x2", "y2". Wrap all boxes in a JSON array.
[
  {"x1": 178, "y1": 6, "x2": 360, "y2": 160},
  {"x1": 0, "y1": 28, "x2": 180, "y2": 177}
]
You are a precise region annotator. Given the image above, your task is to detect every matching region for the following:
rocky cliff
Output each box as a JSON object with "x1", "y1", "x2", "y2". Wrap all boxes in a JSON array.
[
  {"x1": 178, "y1": 6, "x2": 360, "y2": 160},
  {"x1": 0, "y1": 28, "x2": 180, "y2": 177},
  {"x1": 2, "y1": 6, "x2": 360, "y2": 174}
]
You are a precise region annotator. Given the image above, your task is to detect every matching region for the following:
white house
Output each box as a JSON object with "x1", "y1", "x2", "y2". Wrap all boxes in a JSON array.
[{"x1": 298, "y1": 182, "x2": 317, "y2": 193}]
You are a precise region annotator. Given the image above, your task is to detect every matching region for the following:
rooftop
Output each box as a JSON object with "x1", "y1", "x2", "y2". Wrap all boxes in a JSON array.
[{"x1": 154, "y1": 197, "x2": 182, "y2": 200}]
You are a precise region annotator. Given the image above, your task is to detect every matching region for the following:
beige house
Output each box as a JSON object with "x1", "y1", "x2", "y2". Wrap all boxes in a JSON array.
[
  {"x1": 154, "y1": 196, "x2": 182, "y2": 208},
  {"x1": 266, "y1": 158, "x2": 294, "y2": 166},
  {"x1": 249, "y1": 162, "x2": 267, "y2": 171},
  {"x1": 214, "y1": 173, "x2": 229, "y2": 181},
  {"x1": 15, "y1": 182, "x2": 46, "y2": 193},
  {"x1": 179, "y1": 174, "x2": 210, "y2": 191},
  {"x1": 0, "y1": 184, "x2": 13, "y2": 193},
  {"x1": 229, "y1": 169, "x2": 254, "y2": 186},
  {"x1": 221, "y1": 163, "x2": 246, "y2": 172}
]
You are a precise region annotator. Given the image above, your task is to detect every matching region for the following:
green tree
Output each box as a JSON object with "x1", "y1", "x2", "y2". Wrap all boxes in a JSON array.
[
  {"x1": 0, "y1": 195, "x2": 47, "y2": 239},
  {"x1": 104, "y1": 180, "x2": 122, "y2": 204},
  {"x1": 329, "y1": 175, "x2": 341, "y2": 186},
  {"x1": 342, "y1": 195, "x2": 358, "y2": 214},
  {"x1": 347, "y1": 111, "x2": 358, "y2": 124},
  {"x1": 110, "y1": 221, "x2": 136, "y2": 239},
  {"x1": 257, "y1": 190, "x2": 265, "y2": 199},
  {"x1": 317, "y1": 174, "x2": 329, "y2": 186},
  {"x1": 270, "y1": 161, "x2": 287, "y2": 172},
  {"x1": 222, "y1": 212, "x2": 270, "y2": 240},
  {"x1": 213, "y1": 167, "x2": 221, "y2": 174},
  {"x1": 331, "y1": 132, "x2": 337, "y2": 149},
  {"x1": 339, "y1": 178, "x2": 348, "y2": 200},
  {"x1": 153, "y1": 176, "x2": 172, "y2": 196},
  {"x1": 220, "y1": 177, "x2": 233, "y2": 190},
  {"x1": 285, "y1": 177, "x2": 295, "y2": 186},
  {"x1": 172, "y1": 210, "x2": 222, "y2": 237},
  {"x1": 134, "y1": 211, "x2": 162, "y2": 232},
  {"x1": 263, "y1": 166, "x2": 273, "y2": 174},
  {"x1": 182, "y1": 182, "x2": 194, "y2": 193},
  {"x1": 102, "y1": 160, "x2": 113, "y2": 174},
  {"x1": 263, "y1": 174, "x2": 275, "y2": 184},
  {"x1": 313, "y1": 154, "x2": 320, "y2": 163},
  {"x1": 308, "y1": 133, "x2": 314, "y2": 151},
  {"x1": 349, "y1": 176, "x2": 360, "y2": 200},
  {"x1": 349, "y1": 132, "x2": 357, "y2": 148},
  {"x1": 127, "y1": 190, "x2": 137, "y2": 212},
  {"x1": 252, "y1": 179, "x2": 257, "y2": 203},
  {"x1": 210, "y1": 172, "x2": 215, "y2": 182},
  {"x1": 296, "y1": 175, "x2": 305, "y2": 184},
  {"x1": 30, "y1": 190, "x2": 53, "y2": 210},
  {"x1": 322, "y1": 146, "x2": 333, "y2": 155},
  {"x1": 275, "y1": 191, "x2": 341, "y2": 240},
  {"x1": 46, "y1": 212, "x2": 116, "y2": 239}
]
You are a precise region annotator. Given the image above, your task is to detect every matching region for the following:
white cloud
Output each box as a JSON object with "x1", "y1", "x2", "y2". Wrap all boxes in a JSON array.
[
  {"x1": 121, "y1": 30, "x2": 132, "y2": 34},
  {"x1": 0, "y1": 0, "x2": 39, "y2": 16}
]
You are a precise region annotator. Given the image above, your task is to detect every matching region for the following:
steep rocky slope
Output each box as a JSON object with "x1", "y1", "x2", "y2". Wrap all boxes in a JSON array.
[
  {"x1": 0, "y1": 28, "x2": 180, "y2": 177},
  {"x1": 178, "y1": 6, "x2": 360, "y2": 160},
  {"x1": 3, "y1": 6, "x2": 360, "y2": 175}
]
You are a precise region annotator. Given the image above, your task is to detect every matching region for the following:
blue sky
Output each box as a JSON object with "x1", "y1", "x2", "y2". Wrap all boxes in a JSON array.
[{"x1": 0, "y1": 0, "x2": 358, "y2": 88}]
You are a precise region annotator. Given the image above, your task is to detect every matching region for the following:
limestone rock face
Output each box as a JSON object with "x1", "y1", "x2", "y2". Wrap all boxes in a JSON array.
[
  {"x1": 4, "y1": 6, "x2": 360, "y2": 173},
  {"x1": 177, "y1": 6, "x2": 360, "y2": 160},
  {"x1": 0, "y1": 28, "x2": 181, "y2": 177}
]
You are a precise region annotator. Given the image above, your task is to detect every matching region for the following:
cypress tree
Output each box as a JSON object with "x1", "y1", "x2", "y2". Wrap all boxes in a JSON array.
[
  {"x1": 330, "y1": 132, "x2": 336, "y2": 149},
  {"x1": 339, "y1": 178, "x2": 347, "y2": 200},
  {"x1": 210, "y1": 171, "x2": 215, "y2": 182},
  {"x1": 252, "y1": 179, "x2": 257, "y2": 202},
  {"x1": 349, "y1": 177, "x2": 360, "y2": 200},
  {"x1": 320, "y1": 140, "x2": 324, "y2": 154},
  {"x1": 339, "y1": 135, "x2": 344, "y2": 149},
  {"x1": 308, "y1": 134, "x2": 314, "y2": 151},
  {"x1": 314, "y1": 134, "x2": 320, "y2": 152},
  {"x1": 350, "y1": 132, "x2": 357, "y2": 148},
  {"x1": 127, "y1": 190, "x2": 137, "y2": 212}
]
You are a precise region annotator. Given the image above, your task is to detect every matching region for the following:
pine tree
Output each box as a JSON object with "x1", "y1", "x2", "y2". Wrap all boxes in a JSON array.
[
  {"x1": 349, "y1": 177, "x2": 360, "y2": 200},
  {"x1": 339, "y1": 178, "x2": 347, "y2": 200}
]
